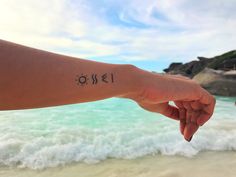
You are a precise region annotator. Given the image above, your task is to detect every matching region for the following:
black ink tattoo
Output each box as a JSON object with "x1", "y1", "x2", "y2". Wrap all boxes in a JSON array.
[
  {"x1": 92, "y1": 74, "x2": 98, "y2": 84},
  {"x1": 101, "y1": 73, "x2": 108, "y2": 83},
  {"x1": 111, "y1": 73, "x2": 114, "y2": 83},
  {"x1": 75, "y1": 74, "x2": 89, "y2": 86},
  {"x1": 75, "y1": 73, "x2": 114, "y2": 86}
]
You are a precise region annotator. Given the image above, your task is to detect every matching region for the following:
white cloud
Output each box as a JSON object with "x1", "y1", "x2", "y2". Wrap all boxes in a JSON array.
[{"x1": 0, "y1": 0, "x2": 235, "y2": 64}]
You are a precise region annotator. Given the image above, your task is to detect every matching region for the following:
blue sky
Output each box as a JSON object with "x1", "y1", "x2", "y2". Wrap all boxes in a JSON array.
[{"x1": 0, "y1": 0, "x2": 236, "y2": 72}]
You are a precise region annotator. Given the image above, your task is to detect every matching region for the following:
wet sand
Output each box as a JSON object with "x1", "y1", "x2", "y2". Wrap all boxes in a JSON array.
[{"x1": 1, "y1": 151, "x2": 236, "y2": 177}]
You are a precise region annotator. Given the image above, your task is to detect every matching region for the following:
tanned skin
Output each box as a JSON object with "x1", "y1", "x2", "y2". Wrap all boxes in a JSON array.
[{"x1": 0, "y1": 39, "x2": 215, "y2": 141}]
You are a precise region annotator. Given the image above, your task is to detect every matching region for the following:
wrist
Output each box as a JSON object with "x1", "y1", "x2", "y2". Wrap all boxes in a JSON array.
[
  {"x1": 114, "y1": 64, "x2": 147, "y2": 99},
  {"x1": 116, "y1": 65, "x2": 167, "y2": 102}
]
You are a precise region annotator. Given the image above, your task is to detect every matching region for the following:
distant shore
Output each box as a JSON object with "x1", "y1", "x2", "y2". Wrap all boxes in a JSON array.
[{"x1": 163, "y1": 50, "x2": 236, "y2": 96}]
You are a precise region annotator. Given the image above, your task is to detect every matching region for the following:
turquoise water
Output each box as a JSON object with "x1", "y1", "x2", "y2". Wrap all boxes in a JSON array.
[{"x1": 0, "y1": 96, "x2": 235, "y2": 169}]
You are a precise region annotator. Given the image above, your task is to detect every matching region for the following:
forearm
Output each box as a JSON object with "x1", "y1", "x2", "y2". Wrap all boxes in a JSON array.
[
  {"x1": 0, "y1": 40, "x2": 215, "y2": 142},
  {"x1": 0, "y1": 40, "x2": 139, "y2": 110}
]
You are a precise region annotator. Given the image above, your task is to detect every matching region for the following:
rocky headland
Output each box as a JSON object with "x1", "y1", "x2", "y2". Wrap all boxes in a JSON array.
[{"x1": 163, "y1": 50, "x2": 236, "y2": 96}]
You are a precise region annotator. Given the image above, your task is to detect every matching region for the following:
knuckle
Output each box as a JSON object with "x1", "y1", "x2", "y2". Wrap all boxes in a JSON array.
[{"x1": 213, "y1": 96, "x2": 216, "y2": 105}]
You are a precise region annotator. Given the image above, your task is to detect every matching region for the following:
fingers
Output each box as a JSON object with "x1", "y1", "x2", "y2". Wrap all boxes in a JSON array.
[
  {"x1": 185, "y1": 109, "x2": 200, "y2": 141},
  {"x1": 180, "y1": 96, "x2": 215, "y2": 127},
  {"x1": 176, "y1": 101, "x2": 200, "y2": 141},
  {"x1": 154, "y1": 102, "x2": 199, "y2": 142},
  {"x1": 174, "y1": 101, "x2": 184, "y2": 108},
  {"x1": 139, "y1": 98, "x2": 214, "y2": 142},
  {"x1": 156, "y1": 103, "x2": 180, "y2": 121},
  {"x1": 190, "y1": 101, "x2": 203, "y2": 111},
  {"x1": 138, "y1": 102, "x2": 180, "y2": 121},
  {"x1": 197, "y1": 97, "x2": 216, "y2": 126},
  {"x1": 184, "y1": 122, "x2": 199, "y2": 141},
  {"x1": 173, "y1": 88, "x2": 215, "y2": 139},
  {"x1": 179, "y1": 108, "x2": 186, "y2": 135},
  {"x1": 197, "y1": 105, "x2": 215, "y2": 126},
  {"x1": 179, "y1": 108, "x2": 199, "y2": 142}
]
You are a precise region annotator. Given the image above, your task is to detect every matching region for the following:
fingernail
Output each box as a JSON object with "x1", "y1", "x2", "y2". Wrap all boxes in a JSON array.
[
  {"x1": 188, "y1": 136, "x2": 193, "y2": 142},
  {"x1": 185, "y1": 136, "x2": 193, "y2": 142}
]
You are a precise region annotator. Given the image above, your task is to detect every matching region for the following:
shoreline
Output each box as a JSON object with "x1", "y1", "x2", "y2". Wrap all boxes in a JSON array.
[{"x1": 1, "y1": 151, "x2": 236, "y2": 177}]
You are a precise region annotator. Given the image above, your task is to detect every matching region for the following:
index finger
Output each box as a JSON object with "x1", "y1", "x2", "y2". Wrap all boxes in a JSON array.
[{"x1": 184, "y1": 122, "x2": 199, "y2": 142}]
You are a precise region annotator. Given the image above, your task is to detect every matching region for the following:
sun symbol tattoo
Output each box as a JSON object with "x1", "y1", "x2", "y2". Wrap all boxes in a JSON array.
[{"x1": 75, "y1": 74, "x2": 89, "y2": 86}]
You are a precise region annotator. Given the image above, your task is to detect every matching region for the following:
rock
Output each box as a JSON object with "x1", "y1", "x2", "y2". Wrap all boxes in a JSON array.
[
  {"x1": 193, "y1": 68, "x2": 236, "y2": 96},
  {"x1": 224, "y1": 70, "x2": 236, "y2": 79},
  {"x1": 163, "y1": 50, "x2": 236, "y2": 96},
  {"x1": 163, "y1": 60, "x2": 210, "y2": 78},
  {"x1": 197, "y1": 56, "x2": 209, "y2": 61},
  {"x1": 207, "y1": 50, "x2": 236, "y2": 70},
  {"x1": 163, "y1": 62, "x2": 182, "y2": 73},
  {"x1": 163, "y1": 50, "x2": 236, "y2": 78}
]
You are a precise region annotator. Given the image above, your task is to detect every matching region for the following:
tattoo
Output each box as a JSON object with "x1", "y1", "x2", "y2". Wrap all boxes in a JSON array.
[
  {"x1": 75, "y1": 73, "x2": 114, "y2": 86},
  {"x1": 101, "y1": 73, "x2": 108, "y2": 83},
  {"x1": 75, "y1": 74, "x2": 89, "y2": 86},
  {"x1": 91, "y1": 74, "x2": 98, "y2": 84},
  {"x1": 111, "y1": 73, "x2": 114, "y2": 83}
]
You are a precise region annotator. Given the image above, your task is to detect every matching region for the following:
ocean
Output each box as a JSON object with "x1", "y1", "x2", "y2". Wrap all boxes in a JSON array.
[{"x1": 0, "y1": 96, "x2": 236, "y2": 174}]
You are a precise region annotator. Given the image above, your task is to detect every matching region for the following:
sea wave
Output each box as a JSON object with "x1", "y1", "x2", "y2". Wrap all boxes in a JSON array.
[
  {"x1": 0, "y1": 97, "x2": 235, "y2": 169},
  {"x1": 0, "y1": 121, "x2": 236, "y2": 169}
]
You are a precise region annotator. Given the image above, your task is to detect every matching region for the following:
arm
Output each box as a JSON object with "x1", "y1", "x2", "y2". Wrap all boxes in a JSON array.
[
  {"x1": 0, "y1": 39, "x2": 138, "y2": 110},
  {"x1": 0, "y1": 39, "x2": 215, "y2": 141}
]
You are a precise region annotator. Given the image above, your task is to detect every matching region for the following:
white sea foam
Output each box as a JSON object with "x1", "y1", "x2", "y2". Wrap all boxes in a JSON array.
[{"x1": 0, "y1": 122, "x2": 236, "y2": 169}]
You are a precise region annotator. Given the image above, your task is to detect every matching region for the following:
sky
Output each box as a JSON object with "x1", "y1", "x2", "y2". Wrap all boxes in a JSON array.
[{"x1": 0, "y1": 0, "x2": 235, "y2": 72}]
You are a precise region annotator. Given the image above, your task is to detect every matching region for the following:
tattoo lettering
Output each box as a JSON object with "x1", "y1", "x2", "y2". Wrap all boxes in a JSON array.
[{"x1": 75, "y1": 73, "x2": 114, "y2": 86}]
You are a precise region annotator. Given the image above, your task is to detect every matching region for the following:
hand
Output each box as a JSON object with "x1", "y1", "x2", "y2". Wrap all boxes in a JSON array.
[{"x1": 120, "y1": 68, "x2": 216, "y2": 141}]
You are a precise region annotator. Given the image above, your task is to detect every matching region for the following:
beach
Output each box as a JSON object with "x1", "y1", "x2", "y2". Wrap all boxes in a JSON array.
[
  {"x1": 1, "y1": 151, "x2": 236, "y2": 177},
  {"x1": 1, "y1": 0, "x2": 236, "y2": 176},
  {"x1": 0, "y1": 96, "x2": 236, "y2": 176}
]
